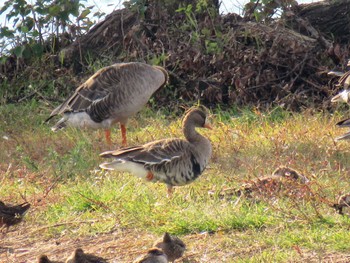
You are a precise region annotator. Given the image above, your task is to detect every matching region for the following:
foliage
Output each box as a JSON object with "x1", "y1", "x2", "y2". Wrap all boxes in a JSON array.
[
  {"x1": 0, "y1": 0, "x2": 103, "y2": 59},
  {"x1": 244, "y1": 0, "x2": 297, "y2": 22}
]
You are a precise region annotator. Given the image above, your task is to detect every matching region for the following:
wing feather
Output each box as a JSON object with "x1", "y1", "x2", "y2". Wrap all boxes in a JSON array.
[
  {"x1": 100, "y1": 139, "x2": 189, "y2": 165},
  {"x1": 46, "y1": 62, "x2": 168, "y2": 123}
]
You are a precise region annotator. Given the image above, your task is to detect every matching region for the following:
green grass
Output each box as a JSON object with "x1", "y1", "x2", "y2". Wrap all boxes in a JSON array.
[{"x1": 2, "y1": 100, "x2": 350, "y2": 262}]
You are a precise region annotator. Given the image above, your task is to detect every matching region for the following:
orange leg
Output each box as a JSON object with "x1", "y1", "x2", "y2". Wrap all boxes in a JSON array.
[
  {"x1": 120, "y1": 124, "x2": 127, "y2": 147},
  {"x1": 167, "y1": 185, "x2": 173, "y2": 198},
  {"x1": 146, "y1": 171, "x2": 154, "y2": 181},
  {"x1": 105, "y1": 129, "x2": 112, "y2": 145}
]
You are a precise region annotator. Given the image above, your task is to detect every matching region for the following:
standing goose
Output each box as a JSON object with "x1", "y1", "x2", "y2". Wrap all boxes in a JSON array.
[
  {"x1": 46, "y1": 62, "x2": 168, "y2": 146},
  {"x1": 99, "y1": 106, "x2": 212, "y2": 197}
]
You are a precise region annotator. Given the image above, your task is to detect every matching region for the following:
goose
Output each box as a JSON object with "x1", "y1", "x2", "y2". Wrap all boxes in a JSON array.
[
  {"x1": 271, "y1": 166, "x2": 309, "y2": 184},
  {"x1": 331, "y1": 67, "x2": 350, "y2": 103},
  {"x1": 335, "y1": 117, "x2": 350, "y2": 140},
  {"x1": 333, "y1": 192, "x2": 350, "y2": 215},
  {"x1": 154, "y1": 233, "x2": 186, "y2": 263},
  {"x1": 99, "y1": 106, "x2": 212, "y2": 197},
  {"x1": 0, "y1": 201, "x2": 30, "y2": 232},
  {"x1": 133, "y1": 248, "x2": 168, "y2": 263},
  {"x1": 65, "y1": 248, "x2": 107, "y2": 263},
  {"x1": 215, "y1": 166, "x2": 309, "y2": 199},
  {"x1": 38, "y1": 255, "x2": 63, "y2": 263},
  {"x1": 46, "y1": 62, "x2": 168, "y2": 146}
]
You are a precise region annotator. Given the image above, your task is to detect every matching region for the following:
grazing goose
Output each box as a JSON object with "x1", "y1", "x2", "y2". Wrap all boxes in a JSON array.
[
  {"x1": 133, "y1": 248, "x2": 168, "y2": 263},
  {"x1": 154, "y1": 233, "x2": 186, "y2": 263},
  {"x1": 46, "y1": 62, "x2": 168, "y2": 146},
  {"x1": 215, "y1": 166, "x2": 309, "y2": 199},
  {"x1": 65, "y1": 248, "x2": 107, "y2": 263},
  {"x1": 0, "y1": 201, "x2": 30, "y2": 232},
  {"x1": 271, "y1": 166, "x2": 309, "y2": 184},
  {"x1": 99, "y1": 106, "x2": 212, "y2": 197},
  {"x1": 333, "y1": 192, "x2": 350, "y2": 215}
]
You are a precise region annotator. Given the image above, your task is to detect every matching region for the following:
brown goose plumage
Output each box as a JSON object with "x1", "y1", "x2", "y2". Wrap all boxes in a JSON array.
[
  {"x1": 38, "y1": 255, "x2": 63, "y2": 263},
  {"x1": 133, "y1": 248, "x2": 168, "y2": 263},
  {"x1": 333, "y1": 193, "x2": 350, "y2": 215},
  {"x1": 99, "y1": 106, "x2": 212, "y2": 196},
  {"x1": 0, "y1": 201, "x2": 30, "y2": 231},
  {"x1": 215, "y1": 166, "x2": 309, "y2": 199},
  {"x1": 154, "y1": 233, "x2": 186, "y2": 262},
  {"x1": 65, "y1": 248, "x2": 107, "y2": 263},
  {"x1": 333, "y1": 116, "x2": 350, "y2": 140},
  {"x1": 46, "y1": 62, "x2": 168, "y2": 146}
]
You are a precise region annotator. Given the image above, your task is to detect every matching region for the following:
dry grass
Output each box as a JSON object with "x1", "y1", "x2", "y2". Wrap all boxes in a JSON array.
[{"x1": 2, "y1": 101, "x2": 350, "y2": 262}]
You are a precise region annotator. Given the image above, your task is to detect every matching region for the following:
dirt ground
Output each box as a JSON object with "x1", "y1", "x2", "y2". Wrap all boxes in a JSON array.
[{"x1": 2, "y1": 223, "x2": 350, "y2": 263}]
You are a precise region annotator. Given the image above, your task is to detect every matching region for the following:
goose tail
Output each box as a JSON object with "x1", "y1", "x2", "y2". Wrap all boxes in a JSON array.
[
  {"x1": 51, "y1": 118, "x2": 67, "y2": 131},
  {"x1": 99, "y1": 160, "x2": 124, "y2": 170}
]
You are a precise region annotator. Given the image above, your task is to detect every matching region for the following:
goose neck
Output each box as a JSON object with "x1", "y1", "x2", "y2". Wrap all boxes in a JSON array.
[{"x1": 183, "y1": 124, "x2": 202, "y2": 143}]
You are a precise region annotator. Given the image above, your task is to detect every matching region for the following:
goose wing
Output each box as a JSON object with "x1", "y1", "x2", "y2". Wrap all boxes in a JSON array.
[
  {"x1": 335, "y1": 118, "x2": 350, "y2": 140},
  {"x1": 46, "y1": 63, "x2": 168, "y2": 122},
  {"x1": 337, "y1": 118, "x2": 350, "y2": 128},
  {"x1": 46, "y1": 66, "x2": 117, "y2": 121},
  {"x1": 100, "y1": 139, "x2": 190, "y2": 165}
]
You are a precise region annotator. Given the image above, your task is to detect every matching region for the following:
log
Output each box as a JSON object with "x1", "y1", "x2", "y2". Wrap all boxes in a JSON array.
[{"x1": 294, "y1": 0, "x2": 350, "y2": 43}]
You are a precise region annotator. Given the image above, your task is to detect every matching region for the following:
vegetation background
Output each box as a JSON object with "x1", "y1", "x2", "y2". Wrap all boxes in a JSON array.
[{"x1": 1, "y1": 0, "x2": 350, "y2": 262}]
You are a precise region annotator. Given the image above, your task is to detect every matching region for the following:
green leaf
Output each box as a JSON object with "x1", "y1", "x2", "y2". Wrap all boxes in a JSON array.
[
  {"x1": 0, "y1": 56, "x2": 8, "y2": 65},
  {"x1": 0, "y1": 27, "x2": 15, "y2": 38},
  {"x1": 31, "y1": 43, "x2": 43, "y2": 57},
  {"x1": 21, "y1": 26, "x2": 29, "y2": 33},
  {"x1": 78, "y1": 9, "x2": 90, "y2": 20},
  {"x1": 13, "y1": 45, "x2": 26, "y2": 58},
  {"x1": 0, "y1": 0, "x2": 12, "y2": 15},
  {"x1": 24, "y1": 17, "x2": 34, "y2": 31},
  {"x1": 48, "y1": 5, "x2": 61, "y2": 16},
  {"x1": 30, "y1": 29, "x2": 39, "y2": 38},
  {"x1": 22, "y1": 46, "x2": 32, "y2": 59}
]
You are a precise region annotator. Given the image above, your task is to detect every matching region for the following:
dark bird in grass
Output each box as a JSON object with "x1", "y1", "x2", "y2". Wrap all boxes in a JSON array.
[
  {"x1": 99, "y1": 106, "x2": 212, "y2": 197},
  {"x1": 214, "y1": 166, "x2": 310, "y2": 199},
  {"x1": 38, "y1": 254, "x2": 63, "y2": 263},
  {"x1": 0, "y1": 201, "x2": 30, "y2": 231},
  {"x1": 65, "y1": 248, "x2": 107, "y2": 263},
  {"x1": 332, "y1": 193, "x2": 350, "y2": 215},
  {"x1": 271, "y1": 166, "x2": 309, "y2": 184},
  {"x1": 154, "y1": 232, "x2": 186, "y2": 263},
  {"x1": 133, "y1": 248, "x2": 168, "y2": 263},
  {"x1": 46, "y1": 62, "x2": 168, "y2": 147}
]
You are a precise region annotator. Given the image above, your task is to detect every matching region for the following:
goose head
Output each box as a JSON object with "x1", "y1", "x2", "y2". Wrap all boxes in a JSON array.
[{"x1": 182, "y1": 106, "x2": 212, "y2": 141}]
